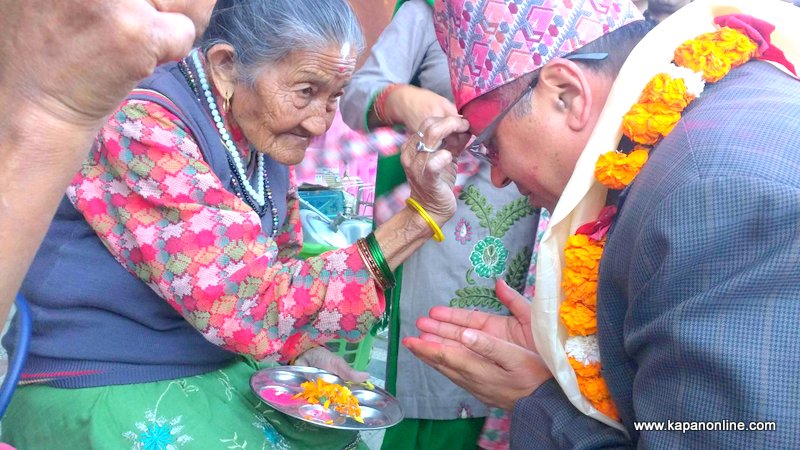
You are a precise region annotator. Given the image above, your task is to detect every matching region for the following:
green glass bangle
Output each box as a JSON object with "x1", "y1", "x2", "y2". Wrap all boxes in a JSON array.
[{"x1": 365, "y1": 232, "x2": 395, "y2": 289}]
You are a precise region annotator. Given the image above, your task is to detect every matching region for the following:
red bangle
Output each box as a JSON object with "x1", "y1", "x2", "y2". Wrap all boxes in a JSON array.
[
  {"x1": 356, "y1": 238, "x2": 388, "y2": 290},
  {"x1": 373, "y1": 83, "x2": 403, "y2": 125}
]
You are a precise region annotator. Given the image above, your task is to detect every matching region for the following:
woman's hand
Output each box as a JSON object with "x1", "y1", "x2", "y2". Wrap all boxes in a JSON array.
[
  {"x1": 293, "y1": 346, "x2": 370, "y2": 383},
  {"x1": 400, "y1": 116, "x2": 471, "y2": 224},
  {"x1": 383, "y1": 85, "x2": 458, "y2": 131}
]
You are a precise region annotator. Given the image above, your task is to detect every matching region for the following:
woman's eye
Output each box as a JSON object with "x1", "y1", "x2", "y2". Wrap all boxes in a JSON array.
[{"x1": 300, "y1": 87, "x2": 315, "y2": 97}]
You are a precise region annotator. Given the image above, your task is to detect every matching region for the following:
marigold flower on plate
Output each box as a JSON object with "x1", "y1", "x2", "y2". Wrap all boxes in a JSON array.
[
  {"x1": 594, "y1": 149, "x2": 649, "y2": 189},
  {"x1": 294, "y1": 378, "x2": 363, "y2": 423}
]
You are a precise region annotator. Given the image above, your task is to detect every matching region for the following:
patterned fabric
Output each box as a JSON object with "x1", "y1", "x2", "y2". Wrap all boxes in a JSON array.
[
  {"x1": 394, "y1": 166, "x2": 539, "y2": 420},
  {"x1": 70, "y1": 98, "x2": 384, "y2": 363},
  {"x1": 433, "y1": 0, "x2": 642, "y2": 110},
  {"x1": 2, "y1": 358, "x2": 365, "y2": 450},
  {"x1": 512, "y1": 61, "x2": 800, "y2": 448},
  {"x1": 479, "y1": 407, "x2": 513, "y2": 450},
  {"x1": 393, "y1": 0, "x2": 435, "y2": 15},
  {"x1": 478, "y1": 209, "x2": 549, "y2": 450}
]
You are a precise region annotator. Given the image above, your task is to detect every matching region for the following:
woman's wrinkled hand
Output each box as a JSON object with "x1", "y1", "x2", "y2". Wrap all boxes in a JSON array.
[
  {"x1": 293, "y1": 346, "x2": 370, "y2": 383},
  {"x1": 400, "y1": 116, "x2": 471, "y2": 224},
  {"x1": 384, "y1": 85, "x2": 458, "y2": 132}
]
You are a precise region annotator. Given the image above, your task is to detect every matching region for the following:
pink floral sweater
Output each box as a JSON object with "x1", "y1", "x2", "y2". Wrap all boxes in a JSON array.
[{"x1": 68, "y1": 99, "x2": 385, "y2": 362}]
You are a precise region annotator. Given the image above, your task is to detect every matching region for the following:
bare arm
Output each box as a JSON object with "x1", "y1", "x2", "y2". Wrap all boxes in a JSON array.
[{"x1": 0, "y1": 0, "x2": 205, "y2": 323}]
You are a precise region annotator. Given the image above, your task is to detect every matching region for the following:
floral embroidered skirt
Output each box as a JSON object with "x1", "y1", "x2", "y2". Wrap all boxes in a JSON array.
[{"x1": 2, "y1": 358, "x2": 365, "y2": 450}]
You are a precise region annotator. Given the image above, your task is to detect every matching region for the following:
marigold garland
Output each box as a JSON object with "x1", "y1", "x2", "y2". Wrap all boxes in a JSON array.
[
  {"x1": 594, "y1": 149, "x2": 649, "y2": 190},
  {"x1": 562, "y1": 25, "x2": 761, "y2": 421}
]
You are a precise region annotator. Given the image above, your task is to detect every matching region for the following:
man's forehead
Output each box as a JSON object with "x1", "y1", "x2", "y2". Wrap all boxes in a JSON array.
[{"x1": 461, "y1": 93, "x2": 506, "y2": 134}]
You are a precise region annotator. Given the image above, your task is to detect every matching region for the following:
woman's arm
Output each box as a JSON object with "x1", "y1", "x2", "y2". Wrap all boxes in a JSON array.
[
  {"x1": 0, "y1": 0, "x2": 199, "y2": 324},
  {"x1": 339, "y1": 0, "x2": 435, "y2": 131}
]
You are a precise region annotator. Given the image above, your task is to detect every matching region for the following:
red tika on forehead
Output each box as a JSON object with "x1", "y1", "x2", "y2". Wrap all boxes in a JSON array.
[{"x1": 433, "y1": 0, "x2": 643, "y2": 111}]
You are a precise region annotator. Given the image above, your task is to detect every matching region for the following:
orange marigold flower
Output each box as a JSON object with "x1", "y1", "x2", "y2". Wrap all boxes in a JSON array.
[
  {"x1": 639, "y1": 73, "x2": 695, "y2": 111},
  {"x1": 674, "y1": 28, "x2": 756, "y2": 83},
  {"x1": 576, "y1": 373, "x2": 613, "y2": 402},
  {"x1": 594, "y1": 397, "x2": 620, "y2": 420},
  {"x1": 568, "y1": 356, "x2": 601, "y2": 378},
  {"x1": 563, "y1": 275, "x2": 598, "y2": 307},
  {"x1": 564, "y1": 235, "x2": 604, "y2": 266},
  {"x1": 622, "y1": 102, "x2": 681, "y2": 145},
  {"x1": 714, "y1": 27, "x2": 758, "y2": 60},
  {"x1": 561, "y1": 267, "x2": 593, "y2": 288},
  {"x1": 559, "y1": 297, "x2": 597, "y2": 336},
  {"x1": 594, "y1": 149, "x2": 649, "y2": 190},
  {"x1": 562, "y1": 235, "x2": 603, "y2": 306},
  {"x1": 294, "y1": 378, "x2": 364, "y2": 423}
]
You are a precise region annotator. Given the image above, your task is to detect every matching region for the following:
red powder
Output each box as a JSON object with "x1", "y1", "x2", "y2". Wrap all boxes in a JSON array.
[{"x1": 260, "y1": 387, "x2": 303, "y2": 406}]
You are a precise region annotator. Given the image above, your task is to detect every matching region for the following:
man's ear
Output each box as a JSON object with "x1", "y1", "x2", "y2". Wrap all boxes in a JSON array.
[
  {"x1": 205, "y1": 44, "x2": 238, "y2": 99},
  {"x1": 537, "y1": 59, "x2": 593, "y2": 132}
]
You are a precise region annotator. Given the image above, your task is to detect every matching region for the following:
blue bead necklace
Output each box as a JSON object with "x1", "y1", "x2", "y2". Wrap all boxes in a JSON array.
[{"x1": 188, "y1": 50, "x2": 279, "y2": 235}]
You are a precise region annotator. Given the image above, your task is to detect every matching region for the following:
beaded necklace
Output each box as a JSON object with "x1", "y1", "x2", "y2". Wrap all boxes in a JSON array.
[{"x1": 186, "y1": 50, "x2": 279, "y2": 235}]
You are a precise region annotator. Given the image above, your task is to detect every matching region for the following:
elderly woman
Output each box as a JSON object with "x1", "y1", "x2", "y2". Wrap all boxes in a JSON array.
[{"x1": 1, "y1": 0, "x2": 468, "y2": 448}]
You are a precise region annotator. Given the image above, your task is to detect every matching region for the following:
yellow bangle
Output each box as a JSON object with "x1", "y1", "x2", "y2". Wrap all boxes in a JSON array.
[{"x1": 405, "y1": 197, "x2": 445, "y2": 242}]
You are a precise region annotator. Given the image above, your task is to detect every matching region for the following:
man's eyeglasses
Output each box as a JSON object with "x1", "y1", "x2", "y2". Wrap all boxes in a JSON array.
[{"x1": 466, "y1": 52, "x2": 609, "y2": 166}]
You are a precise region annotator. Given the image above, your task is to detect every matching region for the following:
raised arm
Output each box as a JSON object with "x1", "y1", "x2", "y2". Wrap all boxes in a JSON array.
[{"x1": 0, "y1": 0, "x2": 208, "y2": 324}]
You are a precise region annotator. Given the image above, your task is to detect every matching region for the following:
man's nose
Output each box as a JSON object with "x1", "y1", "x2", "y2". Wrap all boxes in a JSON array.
[{"x1": 490, "y1": 165, "x2": 512, "y2": 188}]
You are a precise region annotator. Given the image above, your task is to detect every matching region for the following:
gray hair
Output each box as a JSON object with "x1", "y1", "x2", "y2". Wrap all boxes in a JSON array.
[{"x1": 199, "y1": 0, "x2": 365, "y2": 84}]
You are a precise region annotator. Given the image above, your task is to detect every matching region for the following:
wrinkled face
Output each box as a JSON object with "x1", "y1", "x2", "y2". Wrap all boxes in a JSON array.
[
  {"x1": 231, "y1": 44, "x2": 357, "y2": 165},
  {"x1": 461, "y1": 85, "x2": 587, "y2": 212}
]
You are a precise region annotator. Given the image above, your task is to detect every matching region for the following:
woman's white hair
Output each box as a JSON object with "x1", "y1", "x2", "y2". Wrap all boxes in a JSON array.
[{"x1": 199, "y1": 0, "x2": 365, "y2": 85}]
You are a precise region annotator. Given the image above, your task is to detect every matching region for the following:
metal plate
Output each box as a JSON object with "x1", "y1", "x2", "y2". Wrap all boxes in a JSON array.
[{"x1": 251, "y1": 366, "x2": 404, "y2": 430}]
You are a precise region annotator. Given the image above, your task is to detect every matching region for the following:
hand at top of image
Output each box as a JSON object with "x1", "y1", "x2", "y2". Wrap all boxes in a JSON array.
[{"x1": 1, "y1": 0, "x2": 213, "y2": 133}]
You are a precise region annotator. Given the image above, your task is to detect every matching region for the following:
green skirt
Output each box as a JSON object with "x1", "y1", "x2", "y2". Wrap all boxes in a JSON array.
[
  {"x1": 2, "y1": 358, "x2": 366, "y2": 450},
  {"x1": 380, "y1": 417, "x2": 485, "y2": 450}
]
